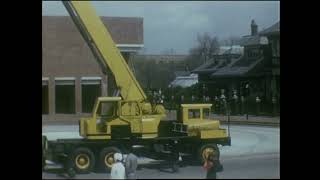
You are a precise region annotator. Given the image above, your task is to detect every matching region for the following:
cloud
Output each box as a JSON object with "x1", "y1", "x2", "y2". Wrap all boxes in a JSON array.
[{"x1": 42, "y1": 1, "x2": 280, "y2": 54}]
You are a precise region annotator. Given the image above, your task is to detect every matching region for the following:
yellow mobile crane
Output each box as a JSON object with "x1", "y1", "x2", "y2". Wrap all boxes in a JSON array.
[{"x1": 42, "y1": 1, "x2": 231, "y2": 174}]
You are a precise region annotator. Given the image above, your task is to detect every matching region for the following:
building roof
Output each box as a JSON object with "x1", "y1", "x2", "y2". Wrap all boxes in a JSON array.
[
  {"x1": 192, "y1": 46, "x2": 243, "y2": 74},
  {"x1": 216, "y1": 45, "x2": 244, "y2": 55},
  {"x1": 215, "y1": 47, "x2": 230, "y2": 55},
  {"x1": 221, "y1": 45, "x2": 244, "y2": 55},
  {"x1": 42, "y1": 16, "x2": 143, "y2": 47},
  {"x1": 211, "y1": 57, "x2": 263, "y2": 78},
  {"x1": 192, "y1": 58, "x2": 227, "y2": 74},
  {"x1": 192, "y1": 47, "x2": 264, "y2": 78},
  {"x1": 239, "y1": 35, "x2": 268, "y2": 46},
  {"x1": 259, "y1": 21, "x2": 280, "y2": 36},
  {"x1": 192, "y1": 60, "x2": 218, "y2": 73},
  {"x1": 170, "y1": 73, "x2": 198, "y2": 88}
]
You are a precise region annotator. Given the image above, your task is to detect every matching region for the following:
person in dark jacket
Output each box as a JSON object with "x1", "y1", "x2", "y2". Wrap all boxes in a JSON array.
[
  {"x1": 125, "y1": 147, "x2": 138, "y2": 179},
  {"x1": 204, "y1": 153, "x2": 223, "y2": 179}
]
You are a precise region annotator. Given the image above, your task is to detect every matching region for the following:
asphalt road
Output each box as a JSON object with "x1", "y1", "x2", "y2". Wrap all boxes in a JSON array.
[{"x1": 42, "y1": 125, "x2": 280, "y2": 179}]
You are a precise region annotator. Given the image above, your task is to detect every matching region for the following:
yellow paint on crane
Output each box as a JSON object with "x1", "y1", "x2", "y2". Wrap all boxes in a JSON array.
[{"x1": 70, "y1": 1, "x2": 147, "y2": 101}]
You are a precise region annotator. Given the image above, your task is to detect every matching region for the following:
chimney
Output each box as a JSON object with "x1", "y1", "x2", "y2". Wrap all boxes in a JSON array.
[{"x1": 251, "y1": 19, "x2": 258, "y2": 36}]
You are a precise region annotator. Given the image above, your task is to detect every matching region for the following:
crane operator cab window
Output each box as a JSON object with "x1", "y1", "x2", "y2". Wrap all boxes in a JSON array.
[{"x1": 96, "y1": 102, "x2": 118, "y2": 121}]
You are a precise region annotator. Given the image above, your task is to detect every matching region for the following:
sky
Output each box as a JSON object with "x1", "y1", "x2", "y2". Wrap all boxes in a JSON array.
[{"x1": 42, "y1": 1, "x2": 280, "y2": 55}]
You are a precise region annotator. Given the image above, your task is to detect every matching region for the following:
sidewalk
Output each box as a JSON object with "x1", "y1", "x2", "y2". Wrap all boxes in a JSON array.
[
  {"x1": 165, "y1": 111, "x2": 279, "y2": 127},
  {"x1": 212, "y1": 114, "x2": 280, "y2": 126}
]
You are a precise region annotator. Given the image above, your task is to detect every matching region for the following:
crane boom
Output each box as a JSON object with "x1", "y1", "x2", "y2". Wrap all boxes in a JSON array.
[{"x1": 63, "y1": 1, "x2": 147, "y2": 101}]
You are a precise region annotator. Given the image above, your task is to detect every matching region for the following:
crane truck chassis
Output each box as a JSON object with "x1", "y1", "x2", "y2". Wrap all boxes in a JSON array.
[
  {"x1": 42, "y1": 1, "x2": 231, "y2": 174},
  {"x1": 43, "y1": 103, "x2": 231, "y2": 173}
]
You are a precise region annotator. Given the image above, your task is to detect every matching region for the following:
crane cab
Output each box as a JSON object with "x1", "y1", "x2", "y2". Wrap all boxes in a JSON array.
[{"x1": 79, "y1": 97, "x2": 163, "y2": 139}]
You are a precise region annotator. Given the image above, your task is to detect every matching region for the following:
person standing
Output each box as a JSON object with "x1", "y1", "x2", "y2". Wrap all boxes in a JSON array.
[
  {"x1": 205, "y1": 96, "x2": 210, "y2": 103},
  {"x1": 203, "y1": 153, "x2": 223, "y2": 179},
  {"x1": 220, "y1": 95, "x2": 226, "y2": 115},
  {"x1": 272, "y1": 95, "x2": 277, "y2": 116},
  {"x1": 232, "y1": 90, "x2": 238, "y2": 115},
  {"x1": 181, "y1": 95, "x2": 185, "y2": 104},
  {"x1": 191, "y1": 95, "x2": 195, "y2": 103},
  {"x1": 220, "y1": 89, "x2": 226, "y2": 115},
  {"x1": 169, "y1": 140, "x2": 181, "y2": 173},
  {"x1": 110, "y1": 153, "x2": 126, "y2": 179},
  {"x1": 240, "y1": 96, "x2": 245, "y2": 115},
  {"x1": 125, "y1": 147, "x2": 138, "y2": 179},
  {"x1": 214, "y1": 96, "x2": 220, "y2": 114},
  {"x1": 255, "y1": 96, "x2": 261, "y2": 116}
]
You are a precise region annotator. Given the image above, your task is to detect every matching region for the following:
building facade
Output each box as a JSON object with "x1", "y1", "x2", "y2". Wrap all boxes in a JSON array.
[
  {"x1": 42, "y1": 16, "x2": 143, "y2": 122},
  {"x1": 192, "y1": 20, "x2": 280, "y2": 115}
]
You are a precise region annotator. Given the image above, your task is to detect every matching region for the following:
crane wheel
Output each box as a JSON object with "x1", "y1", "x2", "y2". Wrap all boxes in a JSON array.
[
  {"x1": 199, "y1": 144, "x2": 220, "y2": 163},
  {"x1": 68, "y1": 147, "x2": 95, "y2": 174},
  {"x1": 99, "y1": 147, "x2": 121, "y2": 172}
]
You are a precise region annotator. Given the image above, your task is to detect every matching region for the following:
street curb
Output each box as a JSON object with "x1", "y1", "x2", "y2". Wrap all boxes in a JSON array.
[
  {"x1": 43, "y1": 121, "x2": 279, "y2": 127},
  {"x1": 220, "y1": 121, "x2": 279, "y2": 127}
]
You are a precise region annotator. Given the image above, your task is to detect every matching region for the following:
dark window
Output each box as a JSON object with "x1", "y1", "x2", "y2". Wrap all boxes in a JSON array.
[
  {"x1": 97, "y1": 102, "x2": 118, "y2": 118},
  {"x1": 42, "y1": 81, "x2": 49, "y2": 114},
  {"x1": 81, "y1": 79, "x2": 101, "y2": 113},
  {"x1": 188, "y1": 109, "x2": 200, "y2": 119},
  {"x1": 203, "y1": 108, "x2": 210, "y2": 119},
  {"x1": 55, "y1": 80, "x2": 75, "y2": 114}
]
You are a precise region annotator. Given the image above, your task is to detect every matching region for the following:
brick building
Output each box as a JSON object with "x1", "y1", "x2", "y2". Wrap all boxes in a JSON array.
[{"x1": 42, "y1": 16, "x2": 143, "y2": 122}]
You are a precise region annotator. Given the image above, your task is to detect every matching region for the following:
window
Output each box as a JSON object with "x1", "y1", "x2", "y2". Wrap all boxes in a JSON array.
[
  {"x1": 42, "y1": 80, "x2": 49, "y2": 114},
  {"x1": 81, "y1": 78, "x2": 101, "y2": 113},
  {"x1": 97, "y1": 102, "x2": 118, "y2": 118},
  {"x1": 203, "y1": 108, "x2": 210, "y2": 119},
  {"x1": 188, "y1": 109, "x2": 200, "y2": 119},
  {"x1": 247, "y1": 48, "x2": 260, "y2": 58},
  {"x1": 55, "y1": 78, "x2": 75, "y2": 114}
]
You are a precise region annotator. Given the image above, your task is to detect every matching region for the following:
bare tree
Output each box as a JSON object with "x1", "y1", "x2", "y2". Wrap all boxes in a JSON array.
[
  {"x1": 131, "y1": 56, "x2": 177, "y2": 90},
  {"x1": 186, "y1": 32, "x2": 220, "y2": 69},
  {"x1": 196, "y1": 32, "x2": 219, "y2": 63}
]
